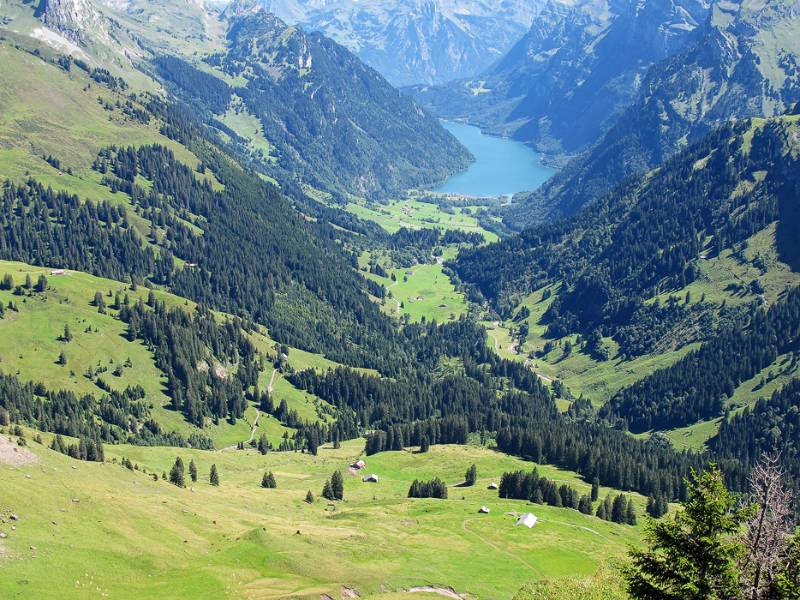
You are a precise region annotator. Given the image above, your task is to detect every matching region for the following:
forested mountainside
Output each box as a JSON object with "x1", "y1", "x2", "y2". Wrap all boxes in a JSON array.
[
  {"x1": 262, "y1": 0, "x2": 537, "y2": 86},
  {"x1": 507, "y1": 0, "x2": 800, "y2": 226},
  {"x1": 452, "y1": 113, "x2": 800, "y2": 452},
  {"x1": 412, "y1": 0, "x2": 710, "y2": 155},
  {"x1": 1, "y1": 0, "x2": 469, "y2": 198}
]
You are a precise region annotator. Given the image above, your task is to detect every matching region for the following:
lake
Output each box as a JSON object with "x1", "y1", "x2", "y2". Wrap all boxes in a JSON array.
[{"x1": 434, "y1": 121, "x2": 555, "y2": 197}]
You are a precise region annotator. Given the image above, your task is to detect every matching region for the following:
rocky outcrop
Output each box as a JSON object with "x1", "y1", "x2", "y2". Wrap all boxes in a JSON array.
[{"x1": 35, "y1": 0, "x2": 106, "y2": 44}]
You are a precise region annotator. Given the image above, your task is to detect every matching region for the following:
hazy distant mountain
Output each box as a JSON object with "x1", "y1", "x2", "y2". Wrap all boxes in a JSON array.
[
  {"x1": 413, "y1": 0, "x2": 711, "y2": 155},
  {"x1": 7, "y1": 0, "x2": 469, "y2": 196},
  {"x1": 259, "y1": 0, "x2": 539, "y2": 86},
  {"x1": 507, "y1": 0, "x2": 800, "y2": 226}
]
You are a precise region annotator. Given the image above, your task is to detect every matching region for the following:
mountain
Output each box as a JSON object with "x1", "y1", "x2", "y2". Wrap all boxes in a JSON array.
[
  {"x1": 413, "y1": 0, "x2": 712, "y2": 155},
  {"x1": 3, "y1": 0, "x2": 470, "y2": 198},
  {"x1": 506, "y1": 0, "x2": 800, "y2": 226},
  {"x1": 260, "y1": 0, "x2": 539, "y2": 86}
]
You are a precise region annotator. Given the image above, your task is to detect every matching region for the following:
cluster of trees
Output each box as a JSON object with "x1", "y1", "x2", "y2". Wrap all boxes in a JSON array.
[
  {"x1": 261, "y1": 472, "x2": 277, "y2": 488},
  {"x1": 0, "y1": 180, "x2": 158, "y2": 284},
  {"x1": 49, "y1": 434, "x2": 104, "y2": 462},
  {"x1": 495, "y1": 416, "x2": 702, "y2": 501},
  {"x1": 602, "y1": 288, "x2": 800, "y2": 432},
  {"x1": 322, "y1": 471, "x2": 344, "y2": 501},
  {"x1": 0, "y1": 370, "x2": 212, "y2": 449},
  {"x1": 408, "y1": 478, "x2": 448, "y2": 499},
  {"x1": 595, "y1": 493, "x2": 637, "y2": 525},
  {"x1": 712, "y1": 378, "x2": 800, "y2": 491},
  {"x1": 500, "y1": 469, "x2": 595, "y2": 515},
  {"x1": 118, "y1": 297, "x2": 259, "y2": 426}
]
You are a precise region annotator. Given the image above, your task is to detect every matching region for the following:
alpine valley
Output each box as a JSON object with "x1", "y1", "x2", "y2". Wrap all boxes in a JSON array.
[{"x1": 0, "y1": 1, "x2": 799, "y2": 599}]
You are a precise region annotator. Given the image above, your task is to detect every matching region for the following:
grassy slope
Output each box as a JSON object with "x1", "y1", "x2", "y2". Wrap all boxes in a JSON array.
[
  {"x1": 0, "y1": 435, "x2": 644, "y2": 599},
  {"x1": 491, "y1": 221, "x2": 800, "y2": 448},
  {"x1": 0, "y1": 259, "x2": 337, "y2": 448},
  {"x1": 346, "y1": 197, "x2": 498, "y2": 242}
]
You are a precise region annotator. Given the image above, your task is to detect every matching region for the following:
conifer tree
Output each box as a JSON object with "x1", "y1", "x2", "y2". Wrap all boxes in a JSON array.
[
  {"x1": 612, "y1": 494, "x2": 627, "y2": 524},
  {"x1": 622, "y1": 466, "x2": 746, "y2": 600},
  {"x1": 626, "y1": 498, "x2": 637, "y2": 525},
  {"x1": 305, "y1": 490, "x2": 314, "y2": 504},
  {"x1": 322, "y1": 479, "x2": 334, "y2": 501},
  {"x1": 210, "y1": 464, "x2": 219, "y2": 486},
  {"x1": 189, "y1": 459, "x2": 197, "y2": 483},
  {"x1": 257, "y1": 433, "x2": 269, "y2": 455},
  {"x1": 169, "y1": 457, "x2": 185, "y2": 488},
  {"x1": 591, "y1": 476, "x2": 600, "y2": 502},
  {"x1": 331, "y1": 470, "x2": 344, "y2": 501},
  {"x1": 419, "y1": 435, "x2": 430, "y2": 453},
  {"x1": 261, "y1": 471, "x2": 276, "y2": 489},
  {"x1": 465, "y1": 464, "x2": 477, "y2": 486}
]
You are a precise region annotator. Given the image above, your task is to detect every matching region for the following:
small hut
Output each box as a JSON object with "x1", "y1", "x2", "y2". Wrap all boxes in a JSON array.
[
  {"x1": 488, "y1": 482, "x2": 499, "y2": 490},
  {"x1": 352, "y1": 459, "x2": 366, "y2": 470},
  {"x1": 362, "y1": 474, "x2": 379, "y2": 483},
  {"x1": 515, "y1": 513, "x2": 538, "y2": 528},
  {"x1": 479, "y1": 506, "x2": 490, "y2": 514}
]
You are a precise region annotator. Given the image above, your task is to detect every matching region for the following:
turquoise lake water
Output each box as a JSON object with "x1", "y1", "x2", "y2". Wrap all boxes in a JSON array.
[{"x1": 434, "y1": 121, "x2": 555, "y2": 197}]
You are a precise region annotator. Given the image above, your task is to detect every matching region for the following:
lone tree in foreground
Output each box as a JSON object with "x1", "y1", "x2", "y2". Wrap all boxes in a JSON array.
[
  {"x1": 622, "y1": 465, "x2": 747, "y2": 600},
  {"x1": 169, "y1": 457, "x2": 185, "y2": 488},
  {"x1": 209, "y1": 464, "x2": 219, "y2": 486},
  {"x1": 330, "y1": 470, "x2": 344, "y2": 501},
  {"x1": 188, "y1": 459, "x2": 197, "y2": 483},
  {"x1": 739, "y1": 452, "x2": 794, "y2": 600},
  {"x1": 305, "y1": 490, "x2": 314, "y2": 504}
]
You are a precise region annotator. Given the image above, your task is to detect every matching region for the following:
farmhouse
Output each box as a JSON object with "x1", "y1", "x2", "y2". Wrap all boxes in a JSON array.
[
  {"x1": 516, "y1": 513, "x2": 538, "y2": 528},
  {"x1": 362, "y1": 474, "x2": 379, "y2": 483},
  {"x1": 352, "y1": 459, "x2": 366, "y2": 470}
]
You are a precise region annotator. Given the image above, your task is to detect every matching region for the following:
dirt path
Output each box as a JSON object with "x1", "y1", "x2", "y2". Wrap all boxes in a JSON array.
[
  {"x1": 222, "y1": 367, "x2": 277, "y2": 451},
  {"x1": 407, "y1": 586, "x2": 465, "y2": 599},
  {"x1": 460, "y1": 518, "x2": 542, "y2": 577}
]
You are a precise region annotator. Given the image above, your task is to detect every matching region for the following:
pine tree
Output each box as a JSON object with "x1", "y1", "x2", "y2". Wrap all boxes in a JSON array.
[
  {"x1": 209, "y1": 464, "x2": 219, "y2": 486},
  {"x1": 305, "y1": 490, "x2": 314, "y2": 504},
  {"x1": 331, "y1": 470, "x2": 344, "y2": 501},
  {"x1": 322, "y1": 479, "x2": 334, "y2": 501},
  {"x1": 420, "y1": 435, "x2": 430, "y2": 453},
  {"x1": 622, "y1": 466, "x2": 747, "y2": 600},
  {"x1": 257, "y1": 433, "x2": 269, "y2": 455},
  {"x1": 465, "y1": 464, "x2": 477, "y2": 486},
  {"x1": 261, "y1": 471, "x2": 276, "y2": 489},
  {"x1": 578, "y1": 494, "x2": 593, "y2": 515},
  {"x1": 189, "y1": 459, "x2": 197, "y2": 482},
  {"x1": 35, "y1": 274, "x2": 47, "y2": 293},
  {"x1": 591, "y1": 476, "x2": 600, "y2": 502},
  {"x1": 626, "y1": 498, "x2": 637, "y2": 525},
  {"x1": 169, "y1": 457, "x2": 185, "y2": 488},
  {"x1": 62, "y1": 324, "x2": 72, "y2": 342},
  {"x1": 58, "y1": 350, "x2": 67, "y2": 366},
  {"x1": 612, "y1": 494, "x2": 627, "y2": 524}
]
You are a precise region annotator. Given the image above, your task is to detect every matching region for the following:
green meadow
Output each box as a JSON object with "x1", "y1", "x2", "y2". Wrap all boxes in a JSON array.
[{"x1": 0, "y1": 434, "x2": 643, "y2": 599}]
